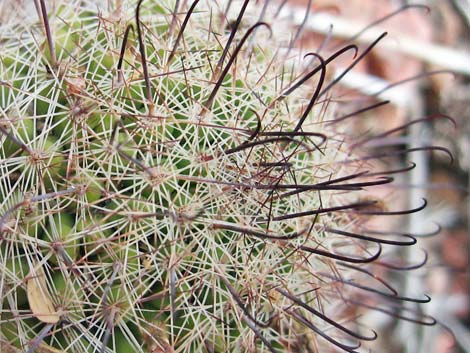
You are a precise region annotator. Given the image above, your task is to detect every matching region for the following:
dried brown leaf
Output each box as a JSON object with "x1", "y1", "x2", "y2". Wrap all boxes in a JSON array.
[{"x1": 26, "y1": 263, "x2": 60, "y2": 324}]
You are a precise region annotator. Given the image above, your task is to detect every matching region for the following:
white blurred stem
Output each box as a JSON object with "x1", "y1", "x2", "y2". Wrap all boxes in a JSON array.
[
  {"x1": 279, "y1": 5, "x2": 470, "y2": 75},
  {"x1": 394, "y1": 90, "x2": 428, "y2": 353}
]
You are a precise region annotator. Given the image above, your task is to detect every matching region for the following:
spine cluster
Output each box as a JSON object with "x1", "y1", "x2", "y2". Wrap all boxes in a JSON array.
[{"x1": 0, "y1": 1, "x2": 449, "y2": 352}]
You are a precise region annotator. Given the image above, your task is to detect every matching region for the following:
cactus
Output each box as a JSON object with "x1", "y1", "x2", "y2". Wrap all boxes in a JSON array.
[{"x1": 0, "y1": 1, "x2": 451, "y2": 352}]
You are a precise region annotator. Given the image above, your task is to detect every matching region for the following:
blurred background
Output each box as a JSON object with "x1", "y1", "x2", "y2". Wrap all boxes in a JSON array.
[{"x1": 277, "y1": 0, "x2": 469, "y2": 352}]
